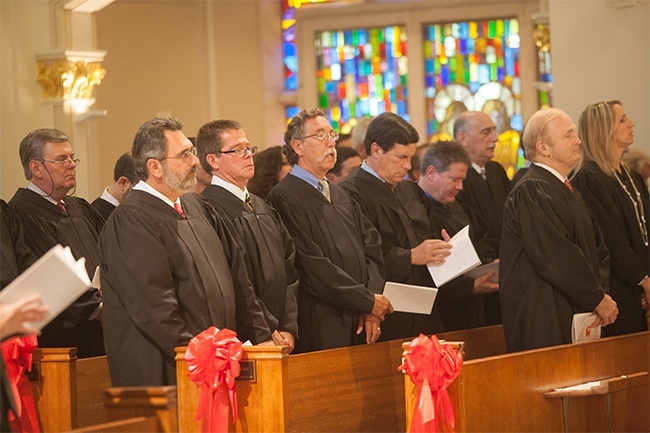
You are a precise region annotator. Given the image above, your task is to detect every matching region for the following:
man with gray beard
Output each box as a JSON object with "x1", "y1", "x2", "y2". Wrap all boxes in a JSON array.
[{"x1": 99, "y1": 118, "x2": 271, "y2": 386}]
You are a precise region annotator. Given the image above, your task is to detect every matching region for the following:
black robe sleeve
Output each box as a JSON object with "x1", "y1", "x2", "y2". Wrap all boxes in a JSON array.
[{"x1": 199, "y1": 196, "x2": 273, "y2": 344}]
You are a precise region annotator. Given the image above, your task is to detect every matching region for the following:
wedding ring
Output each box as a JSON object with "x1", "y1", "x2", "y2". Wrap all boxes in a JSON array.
[{"x1": 377, "y1": 327, "x2": 381, "y2": 331}]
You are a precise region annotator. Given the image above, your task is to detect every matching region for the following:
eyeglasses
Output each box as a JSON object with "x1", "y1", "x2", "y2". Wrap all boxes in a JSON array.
[
  {"x1": 296, "y1": 130, "x2": 339, "y2": 142},
  {"x1": 161, "y1": 147, "x2": 197, "y2": 163},
  {"x1": 39, "y1": 158, "x2": 80, "y2": 169},
  {"x1": 219, "y1": 146, "x2": 258, "y2": 158}
]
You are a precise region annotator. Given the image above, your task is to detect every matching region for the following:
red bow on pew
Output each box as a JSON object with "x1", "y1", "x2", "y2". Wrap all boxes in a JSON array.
[
  {"x1": 1, "y1": 335, "x2": 40, "y2": 432},
  {"x1": 184, "y1": 327, "x2": 242, "y2": 433},
  {"x1": 399, "y1": 334, "x2": 463, "y2": 433}
]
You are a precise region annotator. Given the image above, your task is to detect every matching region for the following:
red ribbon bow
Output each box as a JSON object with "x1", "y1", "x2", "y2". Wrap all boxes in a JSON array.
[
  {"x1": 184, "y1": 327, "x2": 242, "y2": 433},
  {"x1": 1, "y1": 335, "x2": 40, "y2": 432},
  {"x1": 399, "y1": 334, "x2": 463, "y2": 433}
]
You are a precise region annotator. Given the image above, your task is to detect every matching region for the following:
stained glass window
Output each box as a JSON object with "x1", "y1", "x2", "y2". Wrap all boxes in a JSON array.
[
  {"x1": 423, "y1": 19, "x2": 522, "y2": 177},
  {"x1": 314, "y1": 26, "x2": 409, "y2": 131},
  {"x1": 282, "y1": 0, "x2": 333, "y2": 121},
  {"x1": 534, "y1": 23, "x2": 552, "y2": 109}
]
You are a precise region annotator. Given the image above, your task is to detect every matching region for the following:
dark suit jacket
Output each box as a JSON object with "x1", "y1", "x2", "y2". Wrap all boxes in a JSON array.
[{"x1": 457, "y1": 160, "x2": 511, "y2": 255}]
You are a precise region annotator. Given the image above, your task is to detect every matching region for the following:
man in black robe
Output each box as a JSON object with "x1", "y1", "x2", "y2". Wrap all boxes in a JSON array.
[
  {"x1": 196, "y1": 119, "x2": 299, "y2": 352},
  {"x1": 8, "y1": 128, "x2": 104, "y2": 358},
  {"x1": 500, "y1": 108, "x2": 618, "y2": 352},
  {"x1": 454, "y1": 111, "x2": 510, "y2": 324},
  {"x1": 91, "y1": 152, "x2": 137, "y2": 221},
  {"x1": 99, "y1": 118, "x2": 271, "y2": 386},
  {"x1": 417, "y1": 141, "x2": 499, "y2": 331},
  {"x1": 340, "y1": 113, "x2": 452, "y2": 341},
  {"x1": 267, "y1": 109, "x2": 393, "y2": 353}
]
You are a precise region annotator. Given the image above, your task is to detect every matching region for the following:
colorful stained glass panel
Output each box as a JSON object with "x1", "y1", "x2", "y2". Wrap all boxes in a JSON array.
[{"x1": 314, "y1": 26, "x2": 409, "y2": 131}]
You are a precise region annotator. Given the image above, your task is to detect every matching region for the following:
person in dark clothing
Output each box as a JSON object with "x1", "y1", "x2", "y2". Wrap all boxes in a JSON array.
[
  {"x1": 91, "y1": 152, "x2": 137, "y2": 221},
  {"x1": 572, "y1": 100, "x2": 649, "y2": 336},
  {"x1": 196, "y1": 119, "x2": 299, "y2": 353},
  {"x1": 8, "y1": 128, "x2": 104, "y2": 358},
  {"x1": 417, "y1": 141, "x2": 499, "y2": 331},
  {"x1": 340, "y1": 113, "x2": 452, "y2": 341},
  {"x1": 267, "y1": 109, "x2": 393, "y2": 353},
  {"x1": 100, "y1": 118, "x2": 271, "y2": 386},
  {"x1": 500, "y1": 108, "x2": 618, "y2": 352}
]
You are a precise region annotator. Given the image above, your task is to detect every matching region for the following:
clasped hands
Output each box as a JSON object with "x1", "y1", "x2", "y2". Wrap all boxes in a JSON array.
[{"x1": 356, "y1": 293, "x2": 394, "y2": 344}]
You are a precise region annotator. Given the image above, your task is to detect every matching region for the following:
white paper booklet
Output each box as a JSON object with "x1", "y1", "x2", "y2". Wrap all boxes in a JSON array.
[
  {"x1": 383, "y1": 282, "x2": 438, "y2": 315},
  {"x1": 427, "y1": 225, "x2": 481, "y2": 287},
  {"x1": 571, "y1": 312, "x2": 601, "y2": 343},
  {"x1": 463, "y1": 261, "x2": 499, "y2": 283},
  {"x1": 0, "y1": 244, "x2": 91, "y2": 330}
]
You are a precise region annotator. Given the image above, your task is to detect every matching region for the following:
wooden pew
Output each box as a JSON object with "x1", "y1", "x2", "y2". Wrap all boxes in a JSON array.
[
  {"x1": 404, "y1": 331, "x2": 650, "y2": 432},
  {"x1": 66, "y1": 416, "x2": 164, "y2": 433},
  {"x1": 67, "y1": 386, "x2": 178, "y2": 433},
  {"x1": 30, "y1": 349, "x2": 111, "y2": 432},
  {"x1": 437, "y1": 324, "x2": 506, "y2": 360},
  {"x1": 176, "y1": 339, "x2": 406, "y2": 433},
  {"x1": 174, "y1": 324, "x2": 508, "y2": 433}
]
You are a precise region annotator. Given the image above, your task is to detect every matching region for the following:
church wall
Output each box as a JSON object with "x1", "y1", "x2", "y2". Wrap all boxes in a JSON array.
[
  {"x1": 549, "y1": 0, "x2": 650, "y2": 155},
  {"x1": 0, "y1": 1, "x2": 57, "y2": 199}
]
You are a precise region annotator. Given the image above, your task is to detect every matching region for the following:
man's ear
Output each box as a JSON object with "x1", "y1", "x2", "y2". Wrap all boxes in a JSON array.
[
  {"x1": 205, "y1": 153, "x2": 220, "y2": 173},
  {"x1": 456, "y1": 132, "x2": 468, "y2": 147},
  {"x1": 146, "y1": 158, "x2": 163, "y2": 180},
  {"x1": 325, "y1": 172, "x2": 337, "y2": 183},
  {"x1": 117, "y1": 176, "x2": 131, "y2": 191},
  {"x1": 425, "y1": 164, "x2": 438, "y2": 180},
  {"x1": 536, "y1": 139, "x2": 549, "y2": 157},
  {"x1": 369, "y1": 142, "x2": 382, "y2": 158},
  {"x1": 29, "y1": 160, "x2": 43, "y2": 180},
  {"x1": 291, "y1": 139, "x2": 303, "y2": 158}
]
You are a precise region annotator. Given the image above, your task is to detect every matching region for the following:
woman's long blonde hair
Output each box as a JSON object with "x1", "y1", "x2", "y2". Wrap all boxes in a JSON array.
[{"x1": 575, "y1": 99, "x2": 623, "y2": 177}]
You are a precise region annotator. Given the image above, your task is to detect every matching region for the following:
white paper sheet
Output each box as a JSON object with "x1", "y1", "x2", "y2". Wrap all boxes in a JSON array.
[
  {"x1": 571, "y1": 312, "x2": 601, "y2": 343},
  {"x1": 382, "y1": 281, "x2": 438, "y2": 315},
  {"x1": 0, "y1": 244, "x2": 91, "y2": 330},
  {"x1": 463, "y1": 261, "x2": 499, "y2": 283},
  {"x1": 427, "y1": 226, "x2": 481, "y2": 287}
]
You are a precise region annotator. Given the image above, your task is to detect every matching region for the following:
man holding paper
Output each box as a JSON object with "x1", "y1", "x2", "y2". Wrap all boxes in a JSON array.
[
  {"x1": 267, "y1": 109, "x2": 392, "y2": 352},
  {"x1": 340, "y1": 113, "x2": 452, "y2": 340},
  {"x1": 500, "y1": 108, "x2": 618, "y2": 352},
  {"x1": 100, "y1": 118, "x2": 271, "y2": 386},
  {"x1": 8, "y1": 128, "x2": 105, "y2": 358},
  {"x1": 418, "y1": 141, "x2": 499, "y2": 331}
]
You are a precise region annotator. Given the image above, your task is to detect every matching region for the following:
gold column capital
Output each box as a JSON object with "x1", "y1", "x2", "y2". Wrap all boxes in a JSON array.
[{"x1": 35, "y1": 50, "x2": 107, "y2": 100}]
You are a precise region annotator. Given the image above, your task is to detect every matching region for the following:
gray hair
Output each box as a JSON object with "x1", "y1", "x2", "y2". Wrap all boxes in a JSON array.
[
  {"x1": 283, "y1": 108, "x2": 325, "y2": 166},
  {"x1": 132, "y1": 118, "x2": 184, "y2": 180},
  {"x1": 19, "y1": 128, "x2": 70, "y2": 180},
  {"x1": 421, "y1": 140, "x2": 471, "y2": 173}
]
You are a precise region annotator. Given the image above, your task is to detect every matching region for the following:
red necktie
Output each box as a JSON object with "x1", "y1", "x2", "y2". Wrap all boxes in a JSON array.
[
  {"x1": 174, "y1": 202, "x2": 186, "y2": 218},
  {"x1": 564, "y1": 179, "x2": 573, "y2": 192},
  {"x1": 57, "y1": 201, "x2": 67, "y2": 214}
]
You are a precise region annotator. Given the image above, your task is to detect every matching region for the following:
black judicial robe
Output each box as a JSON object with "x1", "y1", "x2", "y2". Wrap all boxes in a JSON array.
[
  {"x1": 8, "y1": 188, "x2": 104, "y2": 358},
  {"x1": 0, "y1": 200, "x2": 33, "y2": 430},
  {"x1": 500, "y1": 165, "x2": 609, "y2": 352},
  {"x1": 91, "y1": 197, "x2": 116, "y2": 222},
  {"x1": 573, "y1": 161, "x2": 649, "y2": 336},
  {"x1": 202, "y1": 185, "x2": 299, "y2": 338},
  {"x1": 100, "y1": 191, "x2": 270, "y2": 386},
  {"x1": 1, "y1": 199, "x2": 36, "y2": 290},
  {"x1": 426, "y1": 197, "x2": 498, "y2": 331},
  {"x1": 340, "y1": 169, "x2": 443, "y2": 341},
  {"x1": 267, "y1": 174, "x2": 384, "y2": 353},
  {"x1": 457, "y1": 160, "x2": 511, "y2": 255}
]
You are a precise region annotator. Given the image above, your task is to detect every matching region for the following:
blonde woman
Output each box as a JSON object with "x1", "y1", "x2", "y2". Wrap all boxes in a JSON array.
[{"x1": 572, "y1": 100, "x2": 649, "y2": 336}]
